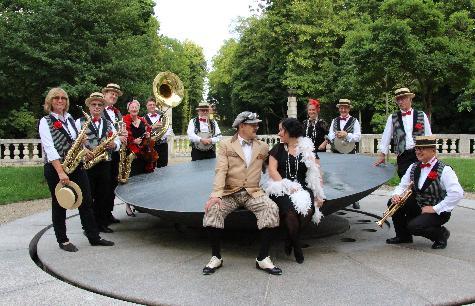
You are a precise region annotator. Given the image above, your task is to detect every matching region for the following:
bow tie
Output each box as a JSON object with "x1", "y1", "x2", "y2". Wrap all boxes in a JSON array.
[
  {"x1": 242, "y1": 139, "x2": 252, "y2": 146},
  {"x1": 92, "y1": 117, "x2": 100, "y2": 123},
  {"x1": 402, "y1": 110, "x2": 412, "y2": 116},
  {"x1": 199, "y1": 118, "x2": 207, "y2": 123},
  {"x1": 150, "y1": 113, "x2": 158, "y2": 117},
  {"x1": 339, "y1": 117, "x2": 348, "y2": 121},
  {"x1": 420, "y1": 163, "x2": 431, "y2": 168},
  {"x1": 106, "y1": 106, "x2": 114, "y2": 111}
]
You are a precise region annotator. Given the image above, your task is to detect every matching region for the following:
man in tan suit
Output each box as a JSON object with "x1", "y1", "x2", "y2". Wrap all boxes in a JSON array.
[{"x1": 202, "y1": 111, "x2": 282, "y2": 276}]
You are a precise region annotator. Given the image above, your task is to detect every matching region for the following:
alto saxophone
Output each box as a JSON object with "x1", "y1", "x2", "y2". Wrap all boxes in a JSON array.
[
  {"x1": 376, "y1": 182, "x2": 414, "y2": 227},
  {"x1": 83, "y1": 131, "x2": 117, "y2": 170},
  {"x1": 62, "y1": 107, "x2": 91, "y2": 174}
]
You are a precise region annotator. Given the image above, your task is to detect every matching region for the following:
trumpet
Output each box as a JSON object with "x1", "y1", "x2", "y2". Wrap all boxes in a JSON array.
[{"x1": 376, "y1": 182, "x2": 414, "y2": 227}]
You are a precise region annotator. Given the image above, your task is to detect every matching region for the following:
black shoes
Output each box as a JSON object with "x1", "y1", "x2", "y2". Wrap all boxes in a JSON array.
[
  {"x1": 352, "y1": 202, "x2": 360, "y2": 209},
  {"x1": 432, "y1": 228, "x2": 450, "y2": 249},
  {"x1": 59, "y1": 242, "x2": 78, "y2": 252},
  {"x1": 294, "y1": 247, "x2": 304, "y2": 264},
  {"x1": 202, "y1": 256, "x2": 223, "y2": 275},
  {"x1": 98, "y1": 225, "x2": 114, "y2": 233},
  {"x1": 89, "y1": 238, "x2": 115, "y2": 246},
  {"x1": 386, "y1": 236, "x2": 413, "y2": 244}
]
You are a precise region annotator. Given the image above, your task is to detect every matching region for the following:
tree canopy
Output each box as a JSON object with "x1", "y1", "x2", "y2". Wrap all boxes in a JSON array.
[{"x1": 208, "y1": 0, "x2": 475, "y2": 134}]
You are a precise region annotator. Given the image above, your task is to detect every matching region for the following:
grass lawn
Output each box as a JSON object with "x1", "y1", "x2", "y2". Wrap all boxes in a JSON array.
[
  {"x1": 386, "y1": 157, "x2": 475, "y2": 192},
  {"x1": 0, "y1": 166, "x2": 50, "y2": 205}
]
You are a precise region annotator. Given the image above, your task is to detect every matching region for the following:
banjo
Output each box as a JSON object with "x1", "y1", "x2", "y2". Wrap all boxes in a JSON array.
[{"x1": 332, "y1": 137, "x2": 356, "y2": 154}]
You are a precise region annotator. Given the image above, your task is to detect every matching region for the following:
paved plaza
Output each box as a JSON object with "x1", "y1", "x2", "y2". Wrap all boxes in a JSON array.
[{"x1": 1, "y1": 189, "x2": 474, "y2": 305}]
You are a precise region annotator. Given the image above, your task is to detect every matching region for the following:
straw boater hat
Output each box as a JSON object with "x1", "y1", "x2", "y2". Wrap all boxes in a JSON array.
[
  {"x1": 55, "y1": 181, "x2": 83, "y2": 210},
  {"x1": 101, "y1": 83, "x2": 123, "y2": 96},
  {"x1": 196, "y1": 102, "x2": 211, "y2": 110},
  {"x1": 336, "y1": 98, "x2": 351, "y2": 108},
  {"x1": 415, "y1": 135, "x2": 438, "y2": 148},
  {"x1": 85, "y1": 92, "x2": 106, "y2": 107},
  {"x1": 232, "y1": 111, "x2": 262, "y2": 128},
  {"x1": 394, "y1": 87, "x2": 415, "y2": 100}
]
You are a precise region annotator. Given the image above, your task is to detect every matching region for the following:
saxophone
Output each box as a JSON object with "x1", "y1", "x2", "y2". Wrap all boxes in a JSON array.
[
  {"x1": 115, "y1": 119, "x2": 136, "y2": 184},
  {"x1": 117, "y1": 142, "x2": 136, "y2": 184},
  {"x1": 83, "y1": 131, "x2": 117, "y2": 170},
  {"x1": 62, "y1": 107, "x2": 91, "y2": 174}
]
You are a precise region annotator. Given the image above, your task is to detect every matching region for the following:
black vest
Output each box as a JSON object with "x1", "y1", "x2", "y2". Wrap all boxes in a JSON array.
[
  {"x1": 43, "y1": 115, "x2": 78, "y2": 162},
  {"x1": 410, "y1": 160, "x2": 448, "y2": 207},
  {"x1": 391, "y1": 110, "x2": 426, "y2": 155}
]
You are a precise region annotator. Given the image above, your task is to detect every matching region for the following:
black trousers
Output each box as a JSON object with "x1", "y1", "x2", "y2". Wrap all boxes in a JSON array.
[
  {"x1": 154, "y1": 142, "x2": 168, "y2": 168},
  {"x1": 44, "y1": 163, "x2": 100, "y2": 244},
  {"x1": 191, "y1": 147, "x2": 215, "y2": 161},
  {"x1": 396, "y1": 149, "x2": 417, "y2": 178},
  {"x1": 105, "y1": 151, "x2": 120, "y2": 215},
  {"x1": 390, "y1": 196, "x2": 451, "y2": 241},
  {"x1": 86, "y1": 161, "x2": 111, "y2": 227}
]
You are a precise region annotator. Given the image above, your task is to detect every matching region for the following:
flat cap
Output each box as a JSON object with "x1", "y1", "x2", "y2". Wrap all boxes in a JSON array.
[{"x1": 232, "y1": 111, "x2": 262, "y2": 128}]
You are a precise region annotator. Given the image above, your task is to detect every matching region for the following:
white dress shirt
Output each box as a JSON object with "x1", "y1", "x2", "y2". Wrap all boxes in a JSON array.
[
  {"x1": 393, "y1": 157, "x2": 464, "y2": 214},
  {"x1": 104, "y1": 106, "x2": 117, "y2": 123},
  {"x1": 147, "y1": 113, "x2": 172, "y2": 140},
  {"x1": 238, "y1": 135, "x2": 253, "y2": 167},
  {"x1": 379, "y1": 108, "x2": 432, "y2": 154},
  {"x1": 75, "y1": 117, "x2": 120, "y2": 151},
  {"x1": 327, "y1": 116, "x2": 361, "y2": 143},
  {"x1": 187, "y1": 117, "x2": 222, "y2": 144},
  {"x1": 39, "y1": 112, "x2": 77, "y2": 162}
]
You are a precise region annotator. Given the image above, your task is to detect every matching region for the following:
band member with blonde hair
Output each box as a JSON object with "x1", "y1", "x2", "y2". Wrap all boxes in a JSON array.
[
  {"x1": 39, "y1": 87, "x2": 114, "y2": 252},
  {"x1": 202, "y1": 111, "x2": 282, "y2": 276},
  {"x1": 385, "y1": 136, "x2": 463, "y2": 249}
]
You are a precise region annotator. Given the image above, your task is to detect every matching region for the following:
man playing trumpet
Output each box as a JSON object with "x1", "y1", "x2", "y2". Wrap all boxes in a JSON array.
[
  {"x1": 76, "y1": 92, "x2": 121, "y2": 233},
  {"x1": 386, "y1": 136, "x2": 463, "y2": 249}
]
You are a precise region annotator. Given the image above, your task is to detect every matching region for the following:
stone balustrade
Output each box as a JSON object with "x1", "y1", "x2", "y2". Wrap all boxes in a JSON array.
[{"x1": 1, "y1": 134, "x2": 474, "y2": 166}]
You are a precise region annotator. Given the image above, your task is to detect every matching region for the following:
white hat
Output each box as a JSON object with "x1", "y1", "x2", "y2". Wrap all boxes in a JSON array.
[{"x1": 55, "y1": 181, "x2": 83, "y2": 210}]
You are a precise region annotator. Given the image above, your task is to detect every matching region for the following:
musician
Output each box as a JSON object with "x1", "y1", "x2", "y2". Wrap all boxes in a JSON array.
[
  {"x1": 319, "y1": 98, "x2": 361, "y2": 208},
  {"x1": 39, "y1": 87, "x2": 114, "y2": 252},
  {"x1": 102, "y1": 83, "x2": 125, "y2": 225},
  {"x1": 266, "y1": 118, "x2": 325, "y2": 264},
  {"x1": 303, "y1": 98, "x2": 328, "y2": 155},
  {"x1": 202, "y1": 111, "x2": 282, "y2": 276},
  {"x1": 187, "y1": 102, "x2": 222, "y2": 161},
  {"x1": 122, "y1": 99, "x2": 155, "y2": 216},
  {"x1": 75, "y1": 92, "x2": 120, "y2": 233},
  {"x1": 386, "y1": 136, "x2": 463, "y2": 249},
  {"x1": 145, "y1": 96, "x2": 171, "y2": 168},
  {"x1": 374, "y1": 87, "x2": 432, "y2": 178}
]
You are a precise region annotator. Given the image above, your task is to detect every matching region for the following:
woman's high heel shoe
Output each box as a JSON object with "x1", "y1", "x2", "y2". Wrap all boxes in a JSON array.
[{"x1": 294, "y1": 247, "x2": 304, "y2": 264}]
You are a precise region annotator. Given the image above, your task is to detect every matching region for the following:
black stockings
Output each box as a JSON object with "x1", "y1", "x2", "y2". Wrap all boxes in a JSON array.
[{"x1": 283, "y1": 207, "x2": 314, "y2": 261}]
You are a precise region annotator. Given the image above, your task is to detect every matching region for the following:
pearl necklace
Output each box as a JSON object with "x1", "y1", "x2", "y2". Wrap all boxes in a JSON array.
[{"x1": 284, "y1": 144, "x2": 300, "y2": 180}]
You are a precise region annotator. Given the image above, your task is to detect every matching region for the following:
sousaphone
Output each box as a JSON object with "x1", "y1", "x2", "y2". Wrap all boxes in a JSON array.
[{"x1": 151, "y1": 71, "x2": 184, "y2": 140}]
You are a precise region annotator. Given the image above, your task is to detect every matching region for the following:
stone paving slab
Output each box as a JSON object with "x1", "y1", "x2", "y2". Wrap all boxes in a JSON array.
[{"x1": 33, "y1": 192, "x2": 475, "y2": 305}]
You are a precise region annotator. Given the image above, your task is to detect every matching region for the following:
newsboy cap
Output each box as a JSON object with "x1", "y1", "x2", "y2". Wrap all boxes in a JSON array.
[{"x1": 232, "y1": 111, "x2": 262, "y2": 128}]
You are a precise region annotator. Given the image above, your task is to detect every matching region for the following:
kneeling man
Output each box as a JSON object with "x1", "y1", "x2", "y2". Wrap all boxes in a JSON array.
[
  {"x1": 386, "y1": 136, "x2": 464, "y2": 249},
  {"x1": 203, "y1": 111, "x2": 282, "y2": 275}
]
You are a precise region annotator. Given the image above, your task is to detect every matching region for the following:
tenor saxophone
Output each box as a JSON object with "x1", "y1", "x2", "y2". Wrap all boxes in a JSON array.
[
  {"x1": 117, "y1": 142, "x2": 136, "y2": 184},
  {"x1": 62, "y1": 107, "x2": 91, "y2": 174},
  {"x1": 376, "y1": 182, "x2": 414, "y2": 227},
  {"x1": 83, "y1": 131, "x2": 117, "y2": 170}
]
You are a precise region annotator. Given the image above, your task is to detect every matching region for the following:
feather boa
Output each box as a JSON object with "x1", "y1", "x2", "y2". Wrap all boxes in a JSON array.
[{"x1": 263, "y1": 137, "x2": 324, "y2": 224}]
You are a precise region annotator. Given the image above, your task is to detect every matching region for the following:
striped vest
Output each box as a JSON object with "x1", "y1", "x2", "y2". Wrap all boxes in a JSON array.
[
  {"x1": 410, "y1": 161, "x2": 447, "y2": 207},
  {"x1": 79, "y1": 117, "x2": 114, "y2": 161},
  {"x1": 43, "y1": 115, "x2": 78, "y2": 163},
  {"x1": 332, "y1": 116, "x2": 356, "y2": 134},
  {"x1": 391, "y1": 110, "x2": 425, "y2": 155}
]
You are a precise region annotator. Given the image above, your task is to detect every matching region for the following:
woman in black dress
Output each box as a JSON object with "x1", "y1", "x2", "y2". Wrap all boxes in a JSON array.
[{"x1": 265, "y1": 118, "x2": 325, "y2": 263}]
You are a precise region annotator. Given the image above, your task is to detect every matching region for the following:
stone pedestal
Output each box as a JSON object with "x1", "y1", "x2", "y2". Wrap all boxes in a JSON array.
[{"x1": 287, "y1": 95, "x2": 297, "y2": 118}]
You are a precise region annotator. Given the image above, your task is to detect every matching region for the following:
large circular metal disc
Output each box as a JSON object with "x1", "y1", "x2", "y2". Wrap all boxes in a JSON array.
[{"x1": 115, "y1": 153, "x2": 395, "y2": 227}]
